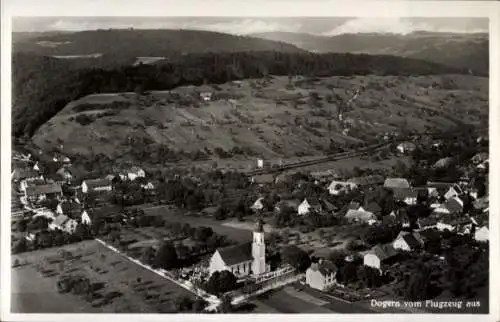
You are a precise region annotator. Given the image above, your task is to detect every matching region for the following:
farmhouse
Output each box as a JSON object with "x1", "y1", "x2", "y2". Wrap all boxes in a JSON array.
[
  {"x1": 25, "y1": 183, "x2": 63, "y2": 202},
  {"x1": 305, "y1": 259, "x2": 338, "y2": 291},
  {"x1": 396, "y1": 142, "x2": 417, "y2": 154},
  {"x1": 81, "y1": 178, "x2": 113, "y2": 193},
  {"x1": 56, "y1": 199, "x2": 82, "y2": 218},
  {"x1": 363, "y1": 244, "x2": 398, "y2": 271},
  {"x1": 209, "y1": 221, "x2": 268, "y2": 278},
  {"x1": 392, "y1": 188, "x2": 419, "y2": 205},
  {"x1": 49, "y1": 214, "x2": 78, "y2": 234},
  {"x1": 12, "y1": 168, "x2": 43, "y2": 182},
  {"x1": 327, "y1": 180, "x2": 358, "y2": 195},
  {"x1": 345, "y1": 209, "x2": 377, "y2": 224},
  {"x1": 392, "y1": 231, "x2": 424, "y2": 251},
  {"x1": 127, "y1": 166, "x2": 146, "y2": 181}
]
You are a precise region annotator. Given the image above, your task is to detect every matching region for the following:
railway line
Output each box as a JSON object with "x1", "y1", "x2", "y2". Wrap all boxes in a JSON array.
[{"x1": 245, "y1": 127, "x2": 488, "y2": 177}]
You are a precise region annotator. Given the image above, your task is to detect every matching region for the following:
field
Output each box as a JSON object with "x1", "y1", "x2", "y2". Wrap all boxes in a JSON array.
[
  {"x1": 33, "y1": 74, "x2": 488, "y2": 161},
  {"x1": 11, "y1": 240, "x2": 197, "y2": 313}
]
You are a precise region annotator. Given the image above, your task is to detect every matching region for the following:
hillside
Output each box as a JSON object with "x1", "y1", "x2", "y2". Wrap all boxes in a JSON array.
[
  {"x1": 12, "y1": 29, "x2": 306, "y2": 58},
  {"x1": 32, "y1": 74, "x2": 488, "y2": 165},
  {"x1": 251, "y1": 31, "x2": 489, "y2": 75},
  {"x1": 13, "y1": 51, "x2": 468, "y2": 139}
]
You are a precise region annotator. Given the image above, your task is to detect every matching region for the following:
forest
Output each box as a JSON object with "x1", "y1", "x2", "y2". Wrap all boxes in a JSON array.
[{"x1": 12, "y1": 50, "x2": 469, "y2": 139}]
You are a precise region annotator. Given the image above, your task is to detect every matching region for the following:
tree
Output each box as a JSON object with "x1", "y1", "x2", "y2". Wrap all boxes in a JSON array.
[
  {"x1": 204, "y1": 270, "x2": 237, "y2": 296},
  {"x1": 281, "y1": 245, "x2": 311, "y2": 272},
  {"x1": 140, "y1": 246, "x2": 156, "y2": 265},
  {"x1": 175, "y1": 243, "x2": 190, "y2": 261},
  {"x1": 193, "y1": 298, "x2": 208, "y2": 312},
  {"x1": 154, "y1": 242, "x2": 179, "y2": 269},
  {"x1": 12, "y1": 239, "x2": 28, "y2": 254},
  {"x1": 16, "y1": 219, "x2": 28, "y2": 233}
]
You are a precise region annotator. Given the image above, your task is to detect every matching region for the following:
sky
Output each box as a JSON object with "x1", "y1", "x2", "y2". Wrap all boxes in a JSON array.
[{"x1": 12, "y1": 17, "x2": 488, "y2": 35}]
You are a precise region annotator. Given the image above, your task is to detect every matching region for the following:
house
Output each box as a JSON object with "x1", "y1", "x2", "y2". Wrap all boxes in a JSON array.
[
  {"x1": 257, "y1": 159, "x2": 264, "y2": 169},
  {"x1": 251, "y1": 197, "x2": 265, "y2": 212},
  {"x1": 25, "y1": 183, "x2": 63, "y2": 202},
  {"x1": 305, "y1": 259, "x2": 338, "y2": 291},
  {"x1": 33, "y1": 208, "x2": 57, "y2": 221},
  {"x1": 417, "y1": 216, "x2": 438, "y2": 231},
  {"x1": 363, "y1": 243, "x2": 398, "y2": 271},
  {"x1": 140, "y1": 181, "x2": 156, "y2": 190},
  {"x1": 200, "y1": 92, "x2": 213, "y2": 102},
  {"x1": 384, "y1": 178, "x2": 410, "y2": 190},
  {"x1": 19, "y1": 178, "x2": 46, "y2": 193},
  {"x1": 12, "y1": 168, "x2": 43, "y2": 182},
  {"x1": 81, "y1": 178, "x2": 113, "y2": 193},
  {"x1": 297, "y1": 198, "x2": 321, "y2": 216},
  {"x1": 56, "y1": 167, "x2": 73, "y2": 182},
  {"x1": 444, "y1": 197, "x2": 464, "y2": 214},
  {"x1": 396, "y1": 142, "x2": 416, "y2": 154},
  {"x1": 474, "y1": 226, "x2": 489, "y2": 242},
  {"x1": 444, "y1": 185, "x2": 463, "y2": 200},
  {"x1": 392, "y1": 231, "x2": 424, "y2": 251},
  {"x1": 49, "y1": 214, "x2": 78, "y2": 234},
  {"x1": 81, "y1": 210, "x2": 92, "y2": 225},
  {"x1": 327, "y1": 180, "x2": 358, "y2": 195},
  {"x1": 345, "y1": 209, "x2": 377, "y2": 224},
  {"x1": 392, "y1": 188, "x2": 419, "y2": 205},
  {"x1": 56, "y1": 199, "x2": 82, "y2": 218},
  {"x1": 251, "y1": 174, "x2": 275, "y2": 185},
  {"x1": 127, "y1": 167, "x2": 146, "y2": 181},
  {"x1": 209, "y1": 221, "x2": 268, "y2": 277},
  {"x1": 33, "y1": 161, "x2": 43, "y2": 172},
  {"x1": 347, "y1": 175, "x2": 385, "y2": 187}
]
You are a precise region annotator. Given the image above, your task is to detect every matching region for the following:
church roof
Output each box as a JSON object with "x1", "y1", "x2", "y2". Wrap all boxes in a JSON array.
[{"x1": 217, "y1": 242, "x2": 253, "y2": 266}]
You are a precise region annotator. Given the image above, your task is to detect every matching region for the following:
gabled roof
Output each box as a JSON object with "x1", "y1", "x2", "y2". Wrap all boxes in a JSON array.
[
  {"x1": 393, "y1": 188, "x2": 419, "y2": 201},
  {"x1": 26, "y1": 183, "x2": 62, "y2": 196},
  {"x1": 396, "y1": 231, "x2": 423, "y2": 249},
  {"x1": 433, "y1": 157, "x2": 454, "y2": 168},
  {"x1": 59, "y1": 199, "x2": 82, "y2": 217},
  {"x1": 369, "y1": 243, "x2": 398, "y2": 261},
  {"x1": 129, "y1": 166, "x2": 144, "y2": 173},
  {"x1": 384, "y1": 178, "x2": 410, "y2": 189},
  {"x1": 216, "y1": 242, "x2": 253, "y2": 266},
  {"x1": 345, "y1": 209, "x2": 375, "y2": 221},
  {"x1": 84, "y1": 178, "x2": 112, "y2": 189}
]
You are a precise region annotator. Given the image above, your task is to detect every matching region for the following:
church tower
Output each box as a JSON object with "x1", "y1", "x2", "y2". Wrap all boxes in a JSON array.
[{"x1": 251, "y1": 219, "x2": 266, "y2": 276}]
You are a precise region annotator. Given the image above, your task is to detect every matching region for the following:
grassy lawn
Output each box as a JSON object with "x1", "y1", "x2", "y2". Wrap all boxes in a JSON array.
[
  {"x1": 11, "y1": 240, "x2": 197, "y2": 313},
  {"x1": 255, "y1": 287, "x2": 334, "y2": 313}
]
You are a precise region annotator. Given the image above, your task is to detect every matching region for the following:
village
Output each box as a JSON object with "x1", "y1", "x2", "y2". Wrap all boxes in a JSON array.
[{"x1": 10, "y1": 123, "x2": 490, "y2": 314}]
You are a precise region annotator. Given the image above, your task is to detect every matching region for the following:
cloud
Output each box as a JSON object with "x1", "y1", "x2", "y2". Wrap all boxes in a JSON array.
[
  {"x1": 43, "y1": 18, "x2": 302, "y2": 35},
  {"x1": 323, "y1": 18, "x2": 488, "y2": 36}
]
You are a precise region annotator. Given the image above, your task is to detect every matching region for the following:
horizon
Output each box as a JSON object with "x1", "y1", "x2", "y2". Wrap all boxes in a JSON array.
[{"x1": 12, "y1": 17, "x2": 489, "y2": 36}]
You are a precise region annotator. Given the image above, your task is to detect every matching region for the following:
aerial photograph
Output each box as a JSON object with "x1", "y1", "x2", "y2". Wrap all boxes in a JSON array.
[{"x1": 9, "y1": 16, "x2": 489, "y2": 314}]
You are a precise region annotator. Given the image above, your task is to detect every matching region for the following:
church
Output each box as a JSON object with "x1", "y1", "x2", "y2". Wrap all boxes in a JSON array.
[{"x1": 208, "y1": 220, "x2": 269, "y2": 278}]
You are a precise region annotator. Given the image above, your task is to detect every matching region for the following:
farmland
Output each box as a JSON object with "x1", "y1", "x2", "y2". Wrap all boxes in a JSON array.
[
  {"x1": 32, "y1": 74, "x2": 488, "y2": 164},
  {"x1": 11, "y1": 240, "x2": 198, "y2": 313}
]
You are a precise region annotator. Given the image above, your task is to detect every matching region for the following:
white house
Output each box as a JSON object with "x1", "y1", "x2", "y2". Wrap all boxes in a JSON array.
[
  {"x1": 257, "y1": 159, "x2": 264, "y2": 169},
  {"x1": 208, "y1": 220, "x2": 267, "y2": 277},
  {"x1": 81, "y1": 178, "x2": 113, "y2": 194},
  {"x1": 128, "y1": 167, "x2": 146, "y2": 181},
  {"x1": 474, "y1": 226, "x2": 489, "y2": 242},
  {"x1": 396, "y1": 142, "x2": 416, "y2": 154},
  {"x1": 81, "y1": 210, "x2": 92, "y2": 225},
  {"x1": 392, "y1": 231, "x2": 424, "y2": 251},
  {"x1": 327, "y1": 180, "x2": 357, "y2": 196},
  {"x1": 200, "y1": 92, "x2": 213, "y2": 102},
  {"x1": 305, "y1": 259, "x2": 337, "y2": 291},
  {"x1": 251, "y1": 197, "x2": 265, "y2": 212},
  {"x1": 297, "y1": 198, "x2": 321, "y2": 216},
  {"x1": 444, "y1": 185, "x2": 463, "y2": 200},
  {"x1": 49, "y1": 215, "x2": 78, "y2": 234},
  {"x1": 363, "y1": 244, "x2": 398, "y2": 271},
  {"x1": 345, "y1": 209, "x2": 376, "y2": 223}
]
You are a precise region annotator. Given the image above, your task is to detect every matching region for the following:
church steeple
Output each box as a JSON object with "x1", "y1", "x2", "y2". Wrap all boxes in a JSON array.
[{"x1": 252, "y1": 217, "x2": 266, "y2": 275}]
